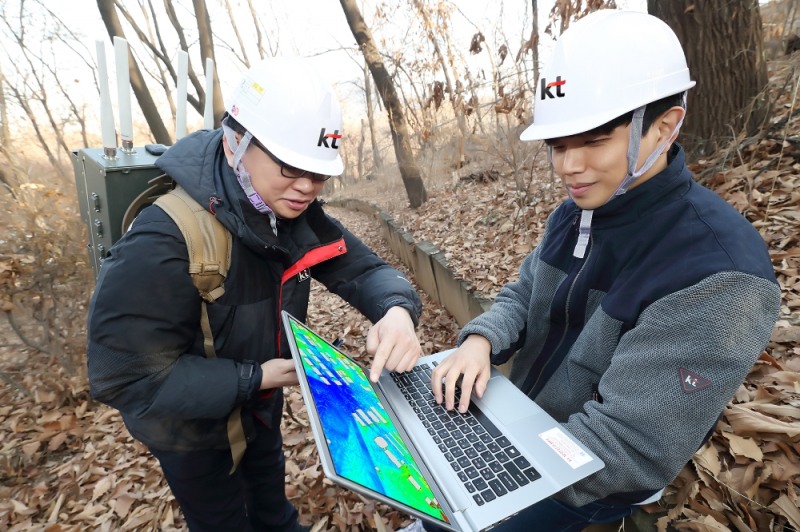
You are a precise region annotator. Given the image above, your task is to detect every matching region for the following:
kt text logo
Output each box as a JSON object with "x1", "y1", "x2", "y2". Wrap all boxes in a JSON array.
[
  {"x1": 318, "y1": 128, "x2": 342, "y2": 149},
  {"x1": 540, "y1": 76, "x2": 566, "y2": 100}
]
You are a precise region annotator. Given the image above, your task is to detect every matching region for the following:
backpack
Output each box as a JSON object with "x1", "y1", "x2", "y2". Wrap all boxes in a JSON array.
[
  {"x1": 153, "y1": 185, "x2": 247, "y2": 473},
  {"x1": 153, "y1": 185, "x2": 231, "y2": 357}
]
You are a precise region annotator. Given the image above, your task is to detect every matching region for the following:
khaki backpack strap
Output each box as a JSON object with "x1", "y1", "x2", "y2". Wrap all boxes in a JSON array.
[
  {"x1": 154, "y1": 186, "x2": 232, "y2": 304},
  {"x1": 227, "y1": 405, "x2": 247, "y2": 474},
  {"x1": 154, "y1": 186, "x2": 245, "y2": 473},
  {"x1": 200, "y1": 303, "x2": 216, "y2": 357}
]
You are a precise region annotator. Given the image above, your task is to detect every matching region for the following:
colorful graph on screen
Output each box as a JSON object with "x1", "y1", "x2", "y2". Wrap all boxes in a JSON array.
[{"x1": 288, "y1": 318, "x2": 448, "y2": 524}]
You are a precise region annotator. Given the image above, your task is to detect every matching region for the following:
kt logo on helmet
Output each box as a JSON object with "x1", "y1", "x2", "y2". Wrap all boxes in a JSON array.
[
  {"x1": 540, "y1": 76, "x2": 566, "y2": 100},
  {"x1": 317, "y1": 128, "x2": 342, "y2": 149}
]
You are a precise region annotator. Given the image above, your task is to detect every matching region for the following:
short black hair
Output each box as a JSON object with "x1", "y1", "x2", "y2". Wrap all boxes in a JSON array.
[{"x1": 585, "y1": 92, "x2": 685, "y2": 137}]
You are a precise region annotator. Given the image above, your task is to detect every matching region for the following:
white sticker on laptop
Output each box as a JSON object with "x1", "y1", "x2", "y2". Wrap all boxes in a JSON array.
[{"x1": 539, "y1": 427, "x2": 593, "y2": 469}]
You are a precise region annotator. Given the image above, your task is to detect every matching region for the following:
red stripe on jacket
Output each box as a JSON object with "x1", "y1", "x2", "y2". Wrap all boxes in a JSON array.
[{"x1": 262, "y1": 238, "x2": 347, "y2": 401}]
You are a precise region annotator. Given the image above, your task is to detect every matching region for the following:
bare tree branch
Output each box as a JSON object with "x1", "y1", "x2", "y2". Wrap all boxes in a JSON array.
[
  {"x1": 192, "y1": 0, "x2": 224, "y2": 126},
  {"x1": 139, "y1": 0, "x2": 178, "y2": 122},
  {"x1": 114, "y1": 0, "x2": 202, "y2": 112},
  {"x1": 5, "y1": 83, "x2": 68, "y2": 180},
  {"x1": 5, "y1": 308, "x2": 50, "y2": 355},
  {"x1": 0, "y1": 4, "x2": 73, "y2": 159},
  {"x1": 160, "y1": 0, "x2": 206, "y2": 107},
  {"x1": 247, "y1": 0, "x2": 276, "y2": 58},
  {"x1": 223, "y1": 0, "x2": 251, "y2": 67}
]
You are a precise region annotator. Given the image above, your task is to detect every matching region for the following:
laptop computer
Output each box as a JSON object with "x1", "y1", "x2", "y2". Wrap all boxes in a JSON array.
[{"x1": 281, "y1": 311, "x2": 604, "y2": 531}]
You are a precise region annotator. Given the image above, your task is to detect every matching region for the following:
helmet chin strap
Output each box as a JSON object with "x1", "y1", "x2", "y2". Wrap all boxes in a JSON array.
[
  {"x1": 556, "y1": 94, "x2": 687, "y2": 259},
  {"x1": 616, "y1": 95, "x2": 686, "y2": 196},
  {"x1": 222, "y1": 119, "x2": 278, "y2": 236}
]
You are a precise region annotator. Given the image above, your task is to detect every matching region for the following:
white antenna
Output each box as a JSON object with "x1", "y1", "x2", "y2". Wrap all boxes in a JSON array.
[
  {"x1": 114, "y1": 37, "x2": 134, "y2": 153},
  {"x1": 204, "y1": 57, "x2": 215, "y2": 130},
  {"x1": 176, "y1": 50, "x2": 188, "y2": 140},
  {"x1": 96, "y1": 40, "x2": 117, "y2": 159}
]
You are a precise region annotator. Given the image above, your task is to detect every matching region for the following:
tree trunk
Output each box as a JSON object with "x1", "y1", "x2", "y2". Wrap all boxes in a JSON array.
[
  {"x1": 339, "y1": 0, "x2": 428, "y2": 208},
  {"x1": 648, "y1": 0, "x2": 769, "y2": 158},
  {"x1": 358, "y1": 118, "x2": 366, "y2": 180},
  {"x1": 530, "y1": 0, "x2": 539, "y2": 91},
  {"x1": 363, "y1": 63, "x2": 383, "y2": 174},
  {"x1": 0, "y1": 65, "x2": 8, "y2": 150},
  {"x1": 192, "y1": 0, "x2": 225, "y2": 127},
  {"x1": 780, "y1": 1, "x2": 798, "y2": 40},
  {"x1": 96, "y1": 0, "x2": 172, "y2": 145}
]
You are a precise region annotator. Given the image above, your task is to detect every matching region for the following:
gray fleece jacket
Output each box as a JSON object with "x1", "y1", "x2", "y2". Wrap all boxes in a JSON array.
[{"x1": 458, "y1": 146, "x2": 780, "y2": 506}]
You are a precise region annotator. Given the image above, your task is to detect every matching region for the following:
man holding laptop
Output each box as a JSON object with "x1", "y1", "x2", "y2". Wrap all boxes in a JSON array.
[{"x1": 87, "y1": 57, "x2": 423, "y2": 532}]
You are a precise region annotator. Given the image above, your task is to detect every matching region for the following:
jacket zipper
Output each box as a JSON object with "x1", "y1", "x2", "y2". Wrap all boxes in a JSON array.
[{"x1": 525, "y1": 232, "x2": 593, "y2": 397}]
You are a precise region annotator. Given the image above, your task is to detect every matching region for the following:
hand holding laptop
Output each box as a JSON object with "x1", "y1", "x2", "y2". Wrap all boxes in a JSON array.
[
  {"x1": 431, "y1": 335, "x2": 492, "y2": 413},
  {"x1": 367, "y1": 306, "x2": 422, "y2": 382},
  {"x1": 259, "y1": 358, "x2": 299, "y2": 389}
]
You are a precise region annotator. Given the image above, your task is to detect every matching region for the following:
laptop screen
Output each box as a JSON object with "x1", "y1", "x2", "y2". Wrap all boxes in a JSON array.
[{"x1": 286, "y1": 315, "x2": 450, "y2": 525}]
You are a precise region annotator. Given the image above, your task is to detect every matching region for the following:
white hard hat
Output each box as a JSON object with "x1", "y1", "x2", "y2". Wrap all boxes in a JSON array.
[
  {"x1": 225, "y1": 57, "x2": 344, "y2": 176},
  {"x1": 520, "y1": 10, "x2": 695, "y2": 141}
]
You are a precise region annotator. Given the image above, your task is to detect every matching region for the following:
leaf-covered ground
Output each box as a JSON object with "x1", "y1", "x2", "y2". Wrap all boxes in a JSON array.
[
  {"x1": 1, "y1": 53, "x2": 799, "y2": 532},
  {"x1": 0, "y1": 208, "x2": 461, "y2": 531}
]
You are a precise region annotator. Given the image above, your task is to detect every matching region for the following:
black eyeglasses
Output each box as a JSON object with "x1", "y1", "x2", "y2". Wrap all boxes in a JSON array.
[{"x1": 252, "y1": 138, "x2": 331, "y2": 183}]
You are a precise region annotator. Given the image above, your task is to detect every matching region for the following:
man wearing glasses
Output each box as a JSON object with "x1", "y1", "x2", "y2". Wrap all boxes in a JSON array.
[{"x1": 86, "y1": 57, "x2": 423, "y2": 532}]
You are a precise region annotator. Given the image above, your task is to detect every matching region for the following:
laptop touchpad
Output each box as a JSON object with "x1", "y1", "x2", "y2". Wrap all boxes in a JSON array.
[{"x1": 478, "y1": 381, "x2": 540, "y2": 425}]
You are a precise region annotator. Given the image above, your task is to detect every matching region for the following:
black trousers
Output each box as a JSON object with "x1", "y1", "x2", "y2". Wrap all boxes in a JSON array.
[{"x1": 150, "y1": 395, "x2": 299, "y2": 532}]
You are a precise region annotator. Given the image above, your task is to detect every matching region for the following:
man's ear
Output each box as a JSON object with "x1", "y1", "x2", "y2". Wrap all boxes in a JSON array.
[
  {"x1": 657, "y1": 106, "x2": 687, "y2": 148},
  {"x1": 221, "y1": 134, "x2": 235, "y2": 167}
]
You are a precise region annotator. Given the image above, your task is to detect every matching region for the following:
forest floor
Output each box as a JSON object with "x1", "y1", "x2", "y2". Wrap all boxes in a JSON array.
[{"x1": 1, "y1": 54, "x2": 799, "y2": 532}]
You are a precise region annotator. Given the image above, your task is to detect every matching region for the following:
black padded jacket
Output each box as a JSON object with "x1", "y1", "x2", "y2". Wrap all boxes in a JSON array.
[{"x1": 86, "y1": 129, "x2": 422, "y2": 451}]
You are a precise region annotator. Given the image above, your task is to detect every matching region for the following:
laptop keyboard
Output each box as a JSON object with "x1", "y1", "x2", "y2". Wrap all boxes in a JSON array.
[{"x1": 390, "y1": 362, "x2": 541, "y2": 506}]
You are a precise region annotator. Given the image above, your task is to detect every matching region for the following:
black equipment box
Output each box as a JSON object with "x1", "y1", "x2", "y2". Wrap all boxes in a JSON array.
[{"x1": 71, "y1": 146, "x2": 172, "y2": 277}]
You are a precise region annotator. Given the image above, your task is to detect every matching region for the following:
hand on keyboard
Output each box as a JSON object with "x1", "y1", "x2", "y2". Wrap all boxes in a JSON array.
[
  {"x1": 391, "y1": 362, "x2": 542, "y2": 506},
  {"x1": 367, "y1": 306, "x2": 422, "y2": 382},
  {"x1": 431, "y1": 335, "x2": 492, "y2": 413}
]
